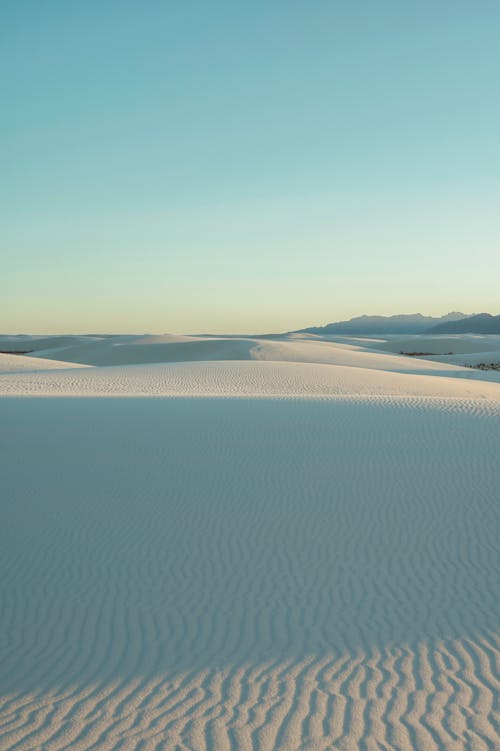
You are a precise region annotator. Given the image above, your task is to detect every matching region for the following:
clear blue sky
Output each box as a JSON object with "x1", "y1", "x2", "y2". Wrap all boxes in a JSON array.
[{"x1": 2, "y1": 1, "x2": 499, "y2": 333}]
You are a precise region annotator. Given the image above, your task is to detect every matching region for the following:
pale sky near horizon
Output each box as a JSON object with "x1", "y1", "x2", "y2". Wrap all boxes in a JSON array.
[{"x1": 2, "y1": 1, "x2": 500, "y2": 334}]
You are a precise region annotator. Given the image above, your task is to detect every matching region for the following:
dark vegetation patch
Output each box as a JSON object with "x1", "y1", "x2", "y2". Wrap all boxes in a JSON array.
[
  {"x1": 465, "y1": 362, "x2": 500, "y2": 371},
  {"x1": 0, "y1": 350, "x2": 33, "y2": 355},
  {"x1": 399, "y1": 351, "x2": 454, "y2": 357}
]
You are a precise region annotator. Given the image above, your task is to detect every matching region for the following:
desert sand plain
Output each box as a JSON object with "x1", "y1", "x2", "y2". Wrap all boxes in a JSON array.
[{"x1": 1, "y1": 332, "x2": 499, "y2": 750}]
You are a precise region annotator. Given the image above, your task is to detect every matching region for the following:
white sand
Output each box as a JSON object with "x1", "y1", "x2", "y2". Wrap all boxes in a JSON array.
[
  {"x1": 0, "y1": 352, "x2": 91, "y2": 373},
  {"x1": 1, "y1": 335, "x2": 499, "y2": 750},
  {"x1": 2, "y1": 359, "x2": 500, "y2": 400},
  {"x1": 368, "y1": 334, "x2": 500, "y2": 354},
  {"x1": 11, "y1": 331, "x2": 500, "y2": 382}
]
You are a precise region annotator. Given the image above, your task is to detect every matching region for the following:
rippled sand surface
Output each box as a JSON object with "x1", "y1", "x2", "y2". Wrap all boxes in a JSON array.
[{"x1": 1, "y1": 336, "x2": 499, "y2": 750}]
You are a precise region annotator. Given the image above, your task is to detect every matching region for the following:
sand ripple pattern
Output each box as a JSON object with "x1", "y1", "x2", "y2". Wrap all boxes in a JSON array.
[
  {"x1": 1, "y1": 398, "x2": 499, "y2": 750},
  {"x1": 1, "y1": 360, "x2": 500, "y2": 400}
]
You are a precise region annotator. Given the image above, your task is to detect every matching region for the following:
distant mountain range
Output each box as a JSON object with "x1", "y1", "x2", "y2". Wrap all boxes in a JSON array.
[
  {"x1": 297, "y1": 312, "x2": 469, "y2": 335},
  {"x1": 424, "y1": 313, "x2": 500, "y2": 334},
  {"x1": 296, "y1": 312, "x2": 500, "y2": 335}
]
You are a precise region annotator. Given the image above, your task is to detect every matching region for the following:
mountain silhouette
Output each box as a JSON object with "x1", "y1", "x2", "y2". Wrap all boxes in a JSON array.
[{"x1": 297, "y1": 312, "x2": 468, "y2": 335}]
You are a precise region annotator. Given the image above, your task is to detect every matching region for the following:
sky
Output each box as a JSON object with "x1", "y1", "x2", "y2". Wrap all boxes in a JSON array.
[{"x1": 2, "y1": 0, "x2": 500, "y2": 334}]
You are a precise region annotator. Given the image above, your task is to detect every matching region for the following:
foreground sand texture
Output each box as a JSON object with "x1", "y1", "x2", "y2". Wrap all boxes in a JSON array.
[{"x1": 1, "y1": 334, "x2": 499, "y2": 750}]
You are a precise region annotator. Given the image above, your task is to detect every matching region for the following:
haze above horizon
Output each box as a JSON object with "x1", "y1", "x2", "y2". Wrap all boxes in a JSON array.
[{"x1": 3, "y1": 1, "x2": 500, "y2": 334}]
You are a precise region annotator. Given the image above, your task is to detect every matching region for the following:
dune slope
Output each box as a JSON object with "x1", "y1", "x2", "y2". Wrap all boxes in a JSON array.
[
  {"x1": 1, "y1": 391, "x2": 499, "y2": 750},
  {"x1": 0, "y1": 352, "x2": 91, "y2": 373},
  {"x1": 2, "y1": 359, "x2": 500, "y2": 399},
  {"x1": 1, "y1": 339, "x2": 499, "y2": 750}
]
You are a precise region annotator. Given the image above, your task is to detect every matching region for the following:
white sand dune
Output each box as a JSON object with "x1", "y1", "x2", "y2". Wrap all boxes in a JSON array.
[
  {"x1": 369, "y1": 334, "x2": 500, "y2": 356},
  {"x1": 354, "y1": 335, "x2": 500, "y2": 376},
  {"x1": 0, "y1": 333, "x2": 110, "y2": 352},
  {"x1": 424, "y1": 350, "x2": 500, "y2": 367},
  {"x1": 1, "y1": 335, "x2": 499, "y2": 750},
  {"x1": 0, "y1": 352, "x2": 91, "y2": 373},
  {"x1": 8, "y1": 332, "x2": 499, "y2": 385},
  {"x1": 2, "y1": 359, "x2": 500, "y2": 399}
]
